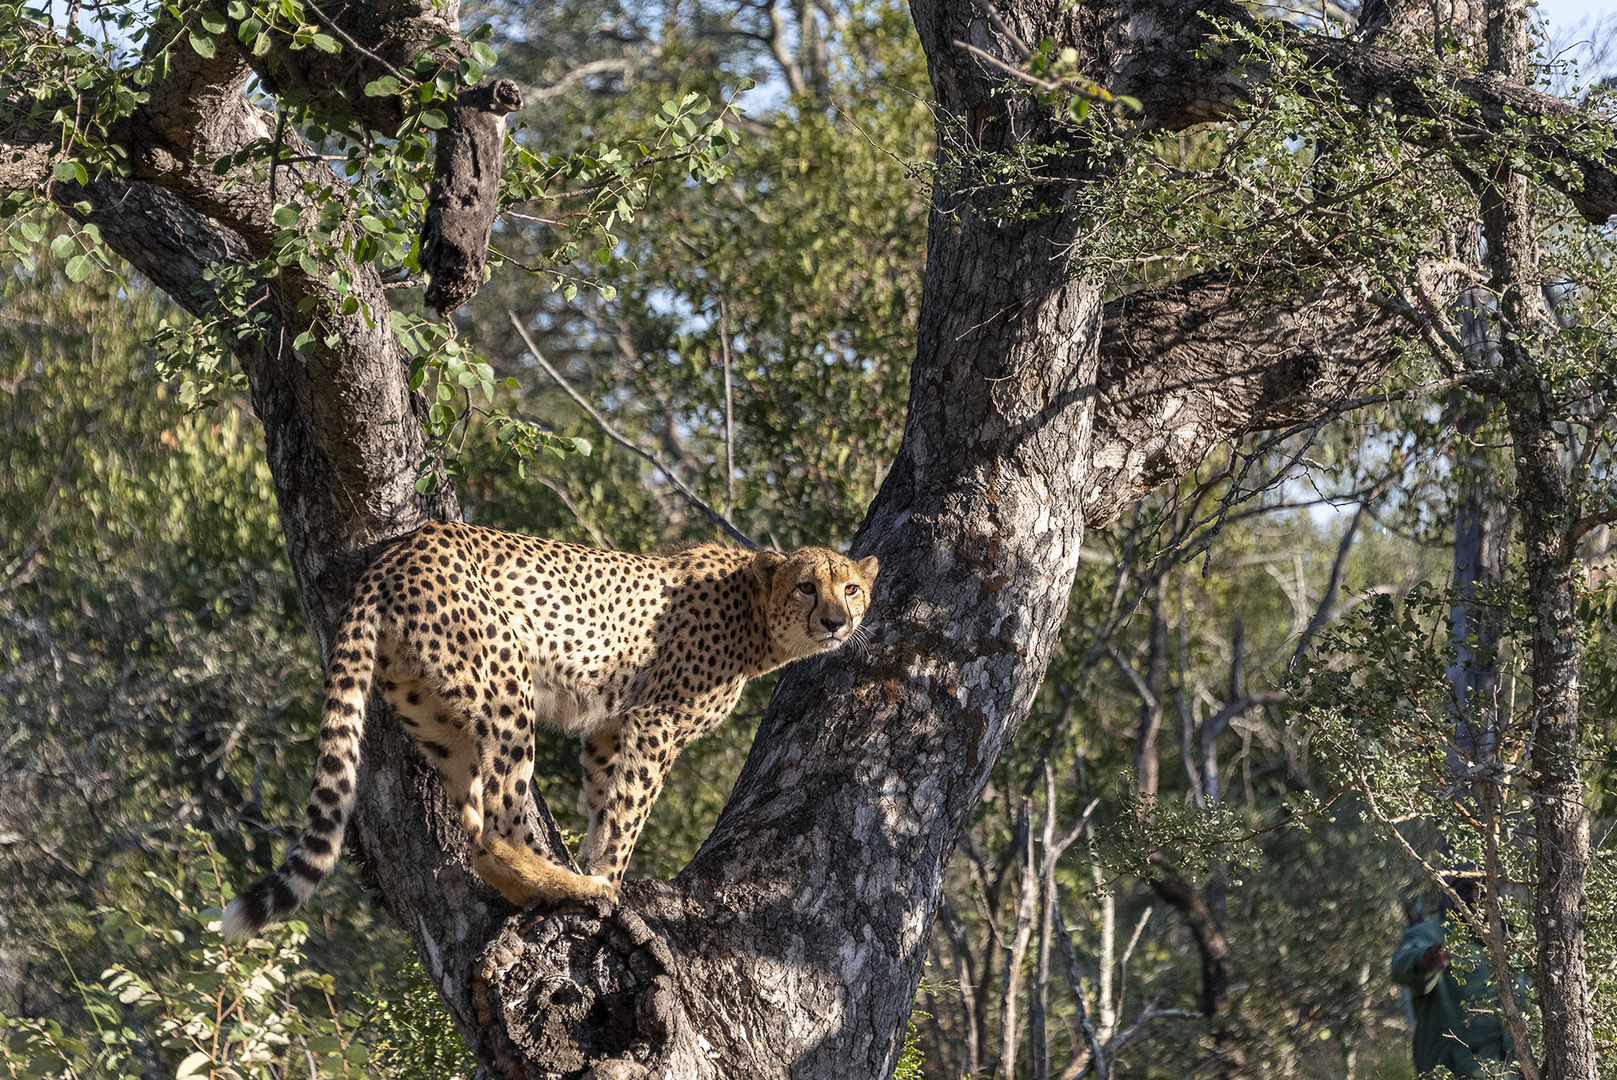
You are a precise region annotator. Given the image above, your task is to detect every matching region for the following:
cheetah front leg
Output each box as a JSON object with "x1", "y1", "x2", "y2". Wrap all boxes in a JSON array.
[{"x1": 579, "y1": 711, "x2": 683, "y2": 883}]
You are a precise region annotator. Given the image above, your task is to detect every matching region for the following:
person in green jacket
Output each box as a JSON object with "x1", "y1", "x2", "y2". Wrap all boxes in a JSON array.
[{"x1": 1390, "y1": 876, "x2": 1515, "y2": 1077}]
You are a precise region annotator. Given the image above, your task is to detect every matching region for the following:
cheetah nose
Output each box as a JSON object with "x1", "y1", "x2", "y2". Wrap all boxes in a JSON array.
[{"x1": 820, "y1": 615, "x2": 845, "y2": 633}]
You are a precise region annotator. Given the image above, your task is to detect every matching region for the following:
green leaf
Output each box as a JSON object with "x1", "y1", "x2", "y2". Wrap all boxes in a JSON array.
[
  {"x1": 272, "y1": 205, "x2": 301, "y2": 227},
  {"x1": 572, "y1": 436, "x2": 591, "y2": 456},
  {"x1": 50, "y1": 234, "x2": 75, "y2": 258},
  {"x1": 471, "y1": 41, "x2": 497, "y2": 67},
  {"x1": 226, "y1": 1, "x2": 246, "y2": 18},
  {"x1": 176, "y1": 1051, "x2": 211, "y2": 1079},
  {"x1": 415, "y1": 472, "x2": 438, "y2": 494},
  {"x1": 293, "y1": 331, "x2": 317, "y2": 353},
  {"x1": 420, "y1": 109, "x2": 448, "y2": 130},
  {"x1": 46, "y1": 159, "x2": 89, "y2": 186},
  {"x1": 189, "y1": 31, "x2": 215, "y2": 58},
  {"x1": 64, "y1": 255, "x2": 93, "y2": 281},
  {"x1": 199, "y1": 12, "x2": 226, "y2": 33}
]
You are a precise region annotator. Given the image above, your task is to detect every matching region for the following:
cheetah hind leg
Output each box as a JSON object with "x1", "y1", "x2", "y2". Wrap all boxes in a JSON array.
[
  {"x1": 469, "y1": 674, "x2": 617, "y2": 906},
  {"x1": 475, "y1": 833, "x2": 617, "y2": 905},
  {"x1": 380, "y1": 672, "x2": 487, "y2": 856},
  {"x1": 380, "y1": 671, "x2": 611, "y2": 905}
]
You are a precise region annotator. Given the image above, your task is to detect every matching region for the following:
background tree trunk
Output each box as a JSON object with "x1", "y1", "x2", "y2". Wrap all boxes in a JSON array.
[{"x1": 1482, "y1": 2, "x2": 1595, "y2": 1076}]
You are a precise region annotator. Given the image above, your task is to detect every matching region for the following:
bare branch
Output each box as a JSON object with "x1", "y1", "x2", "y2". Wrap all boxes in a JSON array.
[
  {"x1": 718, "y1": 297, "x2": 736, "y2": 516},
  {"x1": 527, "y1": 57, "x2": 637, "y2": 102},
  {"x1": 506, "y1": 310, "x2": 758, "y2": 549},
  {"x1": 1289, "y1": 503, "x2": 1365, "y2": 670}
]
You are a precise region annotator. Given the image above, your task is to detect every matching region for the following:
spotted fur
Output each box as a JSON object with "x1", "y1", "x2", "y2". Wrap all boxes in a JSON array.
[{"x1": 221, "y1": 521, "x2": 878, "y2": 941}]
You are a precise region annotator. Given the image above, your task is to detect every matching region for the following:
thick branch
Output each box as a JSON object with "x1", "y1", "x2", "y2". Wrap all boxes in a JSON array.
[
  {"x1": 1084, "y1": 272, "x2": 1403, "y2": 527},
  {"x1": 1101, "y1": 0, "x2": 1617, "y2": 222}
]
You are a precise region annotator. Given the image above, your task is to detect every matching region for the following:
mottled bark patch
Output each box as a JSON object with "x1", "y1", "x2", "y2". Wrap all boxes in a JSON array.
[{"x1": 475, "y1": 904, "x2": 680, "y2": 1079}]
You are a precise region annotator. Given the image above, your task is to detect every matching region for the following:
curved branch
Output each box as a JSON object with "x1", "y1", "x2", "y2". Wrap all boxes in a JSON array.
[{"x1": 1084, "y1": 271, "x2": 1404, "y2": 527}]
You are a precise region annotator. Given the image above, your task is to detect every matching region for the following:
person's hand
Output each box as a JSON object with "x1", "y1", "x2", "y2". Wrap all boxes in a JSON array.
[{"x1": 1419, "y1": 944, "x2": 1451, "y2": 973}]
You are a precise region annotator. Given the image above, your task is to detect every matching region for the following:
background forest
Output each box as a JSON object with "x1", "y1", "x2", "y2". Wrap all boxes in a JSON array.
[{"x1": 2, "y1": 0, "x2": 1615, "y2": 1076}]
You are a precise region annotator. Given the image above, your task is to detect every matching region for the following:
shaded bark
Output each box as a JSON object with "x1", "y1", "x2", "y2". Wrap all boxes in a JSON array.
[{"x1": 1147, "y1": 856, "x2": 1244, "y2": 1079}]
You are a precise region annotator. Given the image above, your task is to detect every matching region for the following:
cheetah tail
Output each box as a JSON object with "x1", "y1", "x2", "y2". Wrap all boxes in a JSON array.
[{"x1": 221, "y1": 599, "x2": 381, "y2": 942}]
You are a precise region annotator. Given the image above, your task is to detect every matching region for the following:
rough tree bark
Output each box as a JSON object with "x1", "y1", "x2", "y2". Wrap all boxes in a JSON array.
[
  {"x1": 5, "y1": 0, "x2": 1615, "y2": 1073},
  {"x1": 1480, "y1": 2, "x2": 1595, "y2": 1078}
]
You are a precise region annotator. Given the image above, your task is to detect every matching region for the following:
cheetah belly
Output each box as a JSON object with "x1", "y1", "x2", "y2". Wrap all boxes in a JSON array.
[
  {"x1": 526, "y1": 639, "x2": 656, "y2": 736},
  {"x1": 530, "y1": 682, "x2": 614, "y2": 736}
]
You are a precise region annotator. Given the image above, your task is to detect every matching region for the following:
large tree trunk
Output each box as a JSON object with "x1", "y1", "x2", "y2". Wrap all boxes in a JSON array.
[
  {"x1": 9, "y1": 0, "x2": 1617, "y2": 1072},
  {"x1": 1481, "y1": 4, "x2": 1595, "y2": 1077}
]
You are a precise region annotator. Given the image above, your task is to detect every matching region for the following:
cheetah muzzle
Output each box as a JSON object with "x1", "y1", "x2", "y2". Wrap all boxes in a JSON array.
[{"x1": 222, "y1": 522, "x2": 879, "y2": 940}]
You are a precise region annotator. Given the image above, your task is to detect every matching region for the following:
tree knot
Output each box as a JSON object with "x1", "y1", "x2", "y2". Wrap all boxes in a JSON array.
[{"x1": 471, "y1": 904, "x2": 682, "y2": 1079}]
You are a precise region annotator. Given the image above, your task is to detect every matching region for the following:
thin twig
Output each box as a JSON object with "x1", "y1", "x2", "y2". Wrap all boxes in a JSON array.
[
  {"x1": 269, "y1": 108, "x2": 287, "y2": 211},
  {"x1": 952, "y1": 38, "x2": 1119, "y2": 105},
  {"x1": 532, "y1": 473, "x2": 615, "y2": 550},
  {"x1": 506, "y1": 310, "x2": 757, "y2": 549},
  {"x1": 974, "y1": 0, "x2": 1031, "y2": 56},
  {"x1": 301, "y1": 0, "x2": 405, "y2": 81},
  {"x1": 718, "y1": 297, "x2": 736, "y2": 516},
  {"x1": 1288, "y1": 503, "x2": 1365, "y2": 670}
]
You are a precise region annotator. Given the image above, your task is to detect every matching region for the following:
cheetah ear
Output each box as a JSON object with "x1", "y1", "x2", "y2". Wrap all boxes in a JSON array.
[
  {"x1": 751, "y1": 550, "x2": 788, "y2": 587},
  {"x1": 856, "y1": 555, "x2": 880, "y2": 581}
]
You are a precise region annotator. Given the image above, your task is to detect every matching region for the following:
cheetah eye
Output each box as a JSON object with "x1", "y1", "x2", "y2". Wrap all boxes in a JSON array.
[
  {"x1": 844, "y1": 583, "x2": 861, "y2": 597},
  {"x1": 797, "y1": 582, "x2": 817, "y2": 597}
]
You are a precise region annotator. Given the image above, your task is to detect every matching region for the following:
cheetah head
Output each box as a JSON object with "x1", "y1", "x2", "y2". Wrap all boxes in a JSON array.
[{"x1": 751, "y1": 547, "x2": 880, "y2": 660}]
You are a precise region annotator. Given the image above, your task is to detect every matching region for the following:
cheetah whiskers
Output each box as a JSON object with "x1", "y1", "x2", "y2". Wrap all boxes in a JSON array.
[{"x1": 847, "y1": 623, "x2": 873, "y2": 658}]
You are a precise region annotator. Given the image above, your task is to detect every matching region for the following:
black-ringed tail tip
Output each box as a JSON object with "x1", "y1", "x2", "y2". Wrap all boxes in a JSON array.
[{"x1": 221, "y1": 860, "x2": 322, "y2": 942}]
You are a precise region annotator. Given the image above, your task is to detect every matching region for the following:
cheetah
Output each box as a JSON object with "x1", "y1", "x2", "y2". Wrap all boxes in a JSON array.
[{"x1": 221, "y1": 521, "x2": 878, "y2": 940}]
